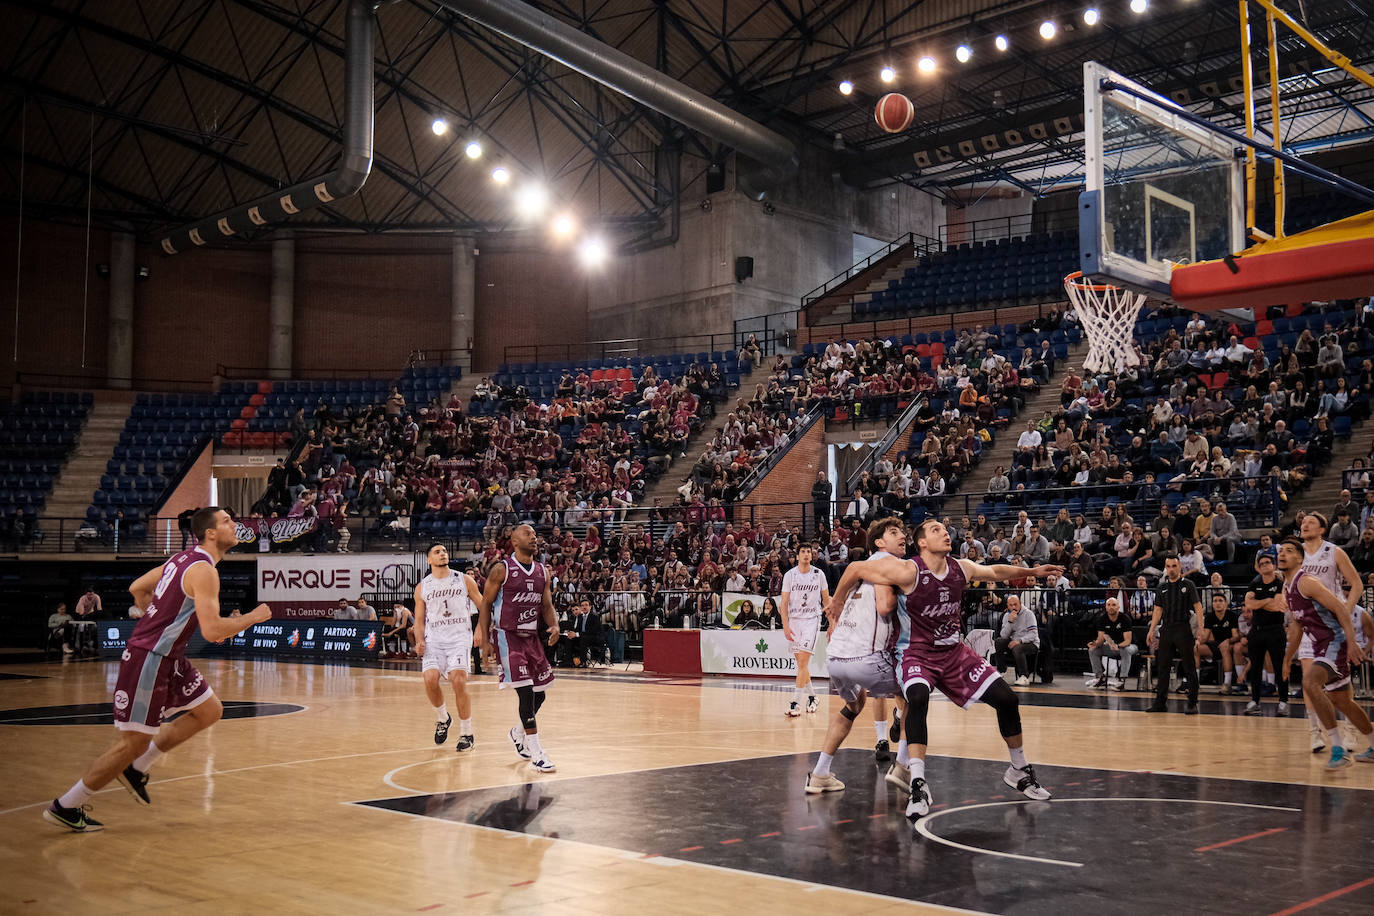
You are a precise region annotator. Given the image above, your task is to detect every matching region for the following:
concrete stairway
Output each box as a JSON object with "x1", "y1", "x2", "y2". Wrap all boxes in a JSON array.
[
  {"x1": 971, "y1": 341, "x2": 1088, "y2": 489},
  {"x1": 39, "y1": 392, "x2": 135, "y2": 526}
]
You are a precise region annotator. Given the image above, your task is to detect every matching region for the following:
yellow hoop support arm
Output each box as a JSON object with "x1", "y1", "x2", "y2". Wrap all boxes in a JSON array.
[{"x1": 1247, "y1": 0, "x2": 1374, "y2": 92}]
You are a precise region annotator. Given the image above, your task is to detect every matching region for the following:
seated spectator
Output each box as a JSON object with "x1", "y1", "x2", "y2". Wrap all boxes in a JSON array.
[
  {"x1": 1196, "y1": 592, "x2": 1242, "y2": 693},
  {"x1": 994, "y1": 594, "x2": 1039, "y2": 686},
  {"x1": 48, "y1": 602, "x2": 74, "y2": 654},
  {"x1": 1087, "y1": 597, "x2": 1137, "y2": 689}
]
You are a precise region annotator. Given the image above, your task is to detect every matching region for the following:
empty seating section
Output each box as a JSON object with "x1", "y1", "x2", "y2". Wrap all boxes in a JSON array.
[
  {"x1": 856, "y1": 231, "x2": 1078, "y2": 320},
  {"x1": 398, "y1": 365, "x2": 461, "y2": 406},
  {"x1": 0, "y1": 391, "x2": 89, "y2": 525}
]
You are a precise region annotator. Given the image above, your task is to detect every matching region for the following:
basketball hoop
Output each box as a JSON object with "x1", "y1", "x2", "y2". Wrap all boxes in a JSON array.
[{"x1": 1064, "y1": 271, "x2": 1146, "y2": 374}]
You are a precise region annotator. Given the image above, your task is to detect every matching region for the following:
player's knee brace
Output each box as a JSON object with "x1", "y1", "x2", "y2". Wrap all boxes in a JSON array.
[
  {"x1": 903, "y1": 684, "x2": 931, "y2": 745},
  {"x1": 983, "y1": 680, "x2": 1023, "y2": 738},
  {"x1": 533, "y1": 690, "x2": 547, "y2": 714},
  {"x1": 517, "y1": 686, "x2": 536, "y2": 728},
  {"x1": 840, "y1": 705, "x2": 858, "y2": 721}
]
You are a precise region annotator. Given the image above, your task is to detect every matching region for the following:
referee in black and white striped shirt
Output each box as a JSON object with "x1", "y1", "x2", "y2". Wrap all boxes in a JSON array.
[{"x1": 1148, "y1": 555, "x2": 1203, "y2": 715}]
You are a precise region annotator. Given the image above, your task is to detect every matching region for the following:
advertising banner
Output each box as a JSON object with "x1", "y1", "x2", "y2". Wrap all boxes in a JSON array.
[
  {"x1": 721, "y1": 591, "x2": 771, "y2": 626},
  {"x1": 700, "y1": 629, "x2": 828, "y2": 677},
  {"x1": 234, "y1": 516, "x2": 319, "y2": 552},
  {"x1": 257, "y1": 553, "x2": 423, "y2": 603},
  {"x1": 204, "y1": 621, "x2": 383, "y2": 659},
  {"x1": 99, "y1": 619, "x2": 383, "y2": 660}
]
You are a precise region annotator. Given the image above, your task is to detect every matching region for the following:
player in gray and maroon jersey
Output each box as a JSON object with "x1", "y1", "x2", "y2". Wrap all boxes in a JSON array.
[{"x1": 45, "y1": 508, "x2": 273, "y2": 832}]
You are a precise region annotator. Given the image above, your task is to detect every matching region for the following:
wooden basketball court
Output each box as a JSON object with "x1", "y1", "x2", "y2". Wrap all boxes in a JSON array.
[{"x1": 3, "y1": 657, "x2": 1374, "y2": 914}]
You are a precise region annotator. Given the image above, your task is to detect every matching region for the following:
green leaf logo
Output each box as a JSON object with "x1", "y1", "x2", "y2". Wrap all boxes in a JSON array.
[{"x1": 755, "y1": 638, "x2": 768, "y2": 653}]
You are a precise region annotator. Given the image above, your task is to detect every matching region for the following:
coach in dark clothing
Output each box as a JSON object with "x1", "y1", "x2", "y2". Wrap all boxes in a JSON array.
[
  {"x1": 1148, "y1": 555, "x2": 1202, "y2": 714},
  {"x1": 811, "y1": 472, "x2": 833, "y2": 534},
  {"x1": 1243, "y1": 554, "x2": 1289, "y2": 712},
  {"x1": 561, "y1": 599, "x2": 604, "y2": 666}
]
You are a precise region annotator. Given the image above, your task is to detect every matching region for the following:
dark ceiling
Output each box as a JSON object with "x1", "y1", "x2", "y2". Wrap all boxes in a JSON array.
[{"x1": 1, "y1": 0, "x2": 1371, "y2": 241}]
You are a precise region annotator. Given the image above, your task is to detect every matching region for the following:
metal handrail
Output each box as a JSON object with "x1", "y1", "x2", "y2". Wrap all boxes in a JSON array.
[
  {"x1": 799, "y1": 231, "x2": 943, "y2": 308},
  {"x1": 501, "y1": 332, "x2": 743, "y2": 367},
  {"x1": 843, "y1": 395, "x2": 928, "y2": 494},
  {"x1": 732, "y1": 406, "x2": 825, "y2": 501}
]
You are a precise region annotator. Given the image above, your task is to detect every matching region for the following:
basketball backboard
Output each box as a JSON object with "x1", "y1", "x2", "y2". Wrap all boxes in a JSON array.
[{"x1": 1079, "y1": 61, "x2": 1246, "y2": 300}]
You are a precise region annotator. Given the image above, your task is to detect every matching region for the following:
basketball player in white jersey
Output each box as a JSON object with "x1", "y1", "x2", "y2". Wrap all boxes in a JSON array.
[
  {"x1": 1297, "y1": 513, "x2": 1363, "y2": 753},
  {"x1": 780, "y1": 545, "x2": 830, "y2": 717},
  {"x1": 806, "y1": 519, "x2": 905, "y2": 793},
  {"x1": 413, "y1": 542, "x2": 486, "y2": 752}
]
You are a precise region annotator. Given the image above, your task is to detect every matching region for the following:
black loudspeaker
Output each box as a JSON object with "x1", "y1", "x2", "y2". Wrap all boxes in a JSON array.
[
  {"x1": 735, "y1": 256, "x2": 754, "y2": 283},
  {"x1": 706, "y1": 163, "x2": 725, "y2": 194}
]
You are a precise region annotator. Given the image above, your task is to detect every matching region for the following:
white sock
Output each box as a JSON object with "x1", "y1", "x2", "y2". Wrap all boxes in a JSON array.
[
  {"x1": 459, "y1": 718, "x2": 473, "y2": 736},
  {"x1": 896, "y1": 739, "x2": 910, "y2": 766},
  {"x1": 434, "y1": 704, "x2": 449, "y2": 722},
  {"x1": 525, "y1": 732, "x2": 544, "y2": 759},
  {"x1": 1009, "y1": 747, "x2": 1028, "y2": 769},
  {"x1": 58, "y1": 779, "x2": 92, "y2": 810},
  {"x1": 1328, "y1": 727, "x2": 1343, "y2": 748},
  {"x1": 132, "y1": 741, "x2": 165, "y2": 773},
  {"x1": 874, "y1": 720, "x2": 888, "y2": 742},
  {"x1": 813, "y1": 752, "x2": 833, "y2": 777},
  {"x1": 909, "y1": 757, "x2": 926, "y2": 780},
  {"x1": 1223, "y1": 671, "x2": 1232, "y2": 685},
  {"x1": 1308, "y1": 709, "x2": 1323, "y2": 728}
]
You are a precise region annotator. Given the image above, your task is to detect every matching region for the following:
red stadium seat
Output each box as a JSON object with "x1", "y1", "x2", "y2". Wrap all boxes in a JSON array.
[
  {"x1": 1243, "y1": 336, "x2": 1260, "y2": 350},
  {"x1": 591, "y1": 369, "x2": 607, "y2": 382},
  {"x1": 616, "y1": 368, "x2": 632, "y2": 381},
  {"x1": 239, "y1": 406, "x2": 257, "y2": 420},
  {"x1": 915, "y1": 344, "x2": 932, "y2": 358},
  {"x1": 229, "y1": 420, "x2": 247, "y2": 431},
  {"x1": 223, "y1": 431, "x2": 243, "y2": 446},
  {"x1": 1209, "y1": 371, "x2": 1228, "y2": 391},
  {"x1": 256, "y1": 381, "x2": 272, "y2": 395},
  {"x1": 249, "y1": 393, "x2": 266, "y2": 407}
]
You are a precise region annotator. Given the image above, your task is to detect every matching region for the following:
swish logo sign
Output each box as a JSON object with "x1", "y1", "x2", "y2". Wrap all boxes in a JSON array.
[{"x1": 236, "y1": 516, "x2": 317, "y2": 548}]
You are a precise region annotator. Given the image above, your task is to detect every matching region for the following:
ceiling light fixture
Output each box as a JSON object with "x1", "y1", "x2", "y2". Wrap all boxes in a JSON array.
[
  {"x1": 491, "y1": 167, "x2": 511, "y2": 184},
  {"x1": 917, "y1": 55, "x2": 936, "y2": 73},
  {"x1": 1039, "y1": 20, "x2": 1057, "y2": 40},
  {"x1": 880, "y1": 66, "x2": 896, "y2": 83},
  {"x1": 1130, "y1": 0, "x2": 1148, "y2": 13},
  {"x1": 994, "y1": 34, "x2": 1009, "y2": 52},
  {"x1": 431, "y1": 118, "x2": 449, "y2": 136},
  {"x1": 464, "y1": 140, "x2": 482, "y2": 159},
  {"x1": 955, "y1": 44, "x2": 972, "y2": 63},
  {"x1": 838, "y1": 80, "x2": 853, "y2": 95},
  {"x1": 1083, "y1": 8, "x2": 1100, "y2": 25}
]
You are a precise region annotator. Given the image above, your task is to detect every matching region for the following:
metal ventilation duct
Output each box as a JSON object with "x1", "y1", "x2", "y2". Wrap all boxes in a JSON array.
[
  {"x1": 434, "y1": 0, "x2": 798, "y2": 200},
  {"x1": 157, "y1": 0, "x2": 375, "y2": 255}
]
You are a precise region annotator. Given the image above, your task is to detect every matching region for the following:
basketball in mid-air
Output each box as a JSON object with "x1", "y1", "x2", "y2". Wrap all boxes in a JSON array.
[{"x1": 875, "y1": 92, "x2": 914, "y2": 133}]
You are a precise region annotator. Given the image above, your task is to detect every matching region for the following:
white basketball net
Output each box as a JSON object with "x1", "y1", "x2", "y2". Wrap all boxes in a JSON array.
[{"x1": 1064, "y1": 273, "x2": 1146, "y2": 374}]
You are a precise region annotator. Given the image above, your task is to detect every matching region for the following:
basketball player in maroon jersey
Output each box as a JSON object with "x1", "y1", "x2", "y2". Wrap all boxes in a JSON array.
[
  {"x1": 45, "y1": 508, "x2": 273, "y2": 831},
  {"x1": 829, "y1": 519, "x2": 1061, "y2": 823},
  {"x1": 478, "y1": 523, "x2": 561, "y2": 773}
]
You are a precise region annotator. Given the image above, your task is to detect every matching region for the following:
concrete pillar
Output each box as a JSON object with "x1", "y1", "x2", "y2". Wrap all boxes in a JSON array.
[
  {"x1": 107, "y1": 231, "x2": 135, "y2": 388},
  {"x1": 450, "y1": 235, "x2": 475, "y2": 369},
  {"x1": 269, "y1": 233, "x2": 295, "y2": 379}
]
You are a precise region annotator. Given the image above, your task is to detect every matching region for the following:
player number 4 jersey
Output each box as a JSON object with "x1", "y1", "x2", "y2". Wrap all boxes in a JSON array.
[{"x1": 782, "y1": 566, "x2": 827, "y2": 620}]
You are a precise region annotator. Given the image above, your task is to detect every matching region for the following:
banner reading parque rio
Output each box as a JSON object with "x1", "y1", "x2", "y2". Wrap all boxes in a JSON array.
[{"x1": 256, "y1": 553, "x2": 424, "y2": 619}]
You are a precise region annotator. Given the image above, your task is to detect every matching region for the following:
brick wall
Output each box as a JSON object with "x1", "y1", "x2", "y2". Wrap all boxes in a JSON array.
[{"x1": 740, "y1": 419, "x2": 827, "y2": 534}]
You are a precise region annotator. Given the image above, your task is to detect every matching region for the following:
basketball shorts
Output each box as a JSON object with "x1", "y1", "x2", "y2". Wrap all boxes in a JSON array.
[
  {"x1": 112, "y1": 646, "x2": 213, "y2": 734},
  {"x1": 789, "y1": 616, "x2": 821, "y2": 655},
  {"x1": 899, "y1": 643, "x2": 1000, "y2": 709},
  {"x1": 496, "y1": 629, "x2": 555, "y2": 691},
  {"x1": 828, "y1": 651, "x2": 898, "y2": 702},
  {"x1": 1298, "y1": 632, "x2": 1350, "y2": 691},
  {"x1": 422, "y1": 631, "x2": 473, "y2": 676}
]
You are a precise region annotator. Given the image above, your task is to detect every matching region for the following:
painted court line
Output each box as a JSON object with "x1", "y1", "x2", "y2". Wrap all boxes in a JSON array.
[
  {"x1": 1195, "y1": 827, "x2": 1288, "y2": 852},
  {"x1": 1267, "y1": 876, "x2": 1374, "y2": 916}
]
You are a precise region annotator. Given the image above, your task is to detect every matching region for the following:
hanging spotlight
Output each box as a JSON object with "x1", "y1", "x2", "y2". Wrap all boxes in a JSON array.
[
  {"x1": 491, "y1": 166, "x2": 511, "y2": 185},
  {"x1": 880, "y1": 66, "x2": 896, "y2": 83},
  {"x1": 994, "y1": 34, "x2": 1009, "y2": 52},
  {"x1": 514, "y1": 183, "x2": 549, "y2": 219},
  {"x1": 955, "y1": 44, "x2": 972, "y2": 63},
  {"x1": 1083, "y1": 8, "x2": 1100, "y2": 26},
  {"x1": 1130, "y1": 0, "x2": 1147, "y2": 13},
  {"x1": 838, "y1": 80, "x2": 854, "y2": 95},
  {"x1": 1039, "y1": 20, "x2": 1057, "y2": 40},
  {"x1": 431, "y1": 117, "x2": 449, "y2": 136},
  {"x1": 917, "y1": 55, "x2": 936, "y2": 74},
  {"x1": 578, "y1": 236, "x2": 608, "y2": 268},
  {"x1": 551, "y1": 213, "x2": 576, "y2": 238},
  {"x1": 464, "y1": 140, "x2": 483, "y2": 159}
]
